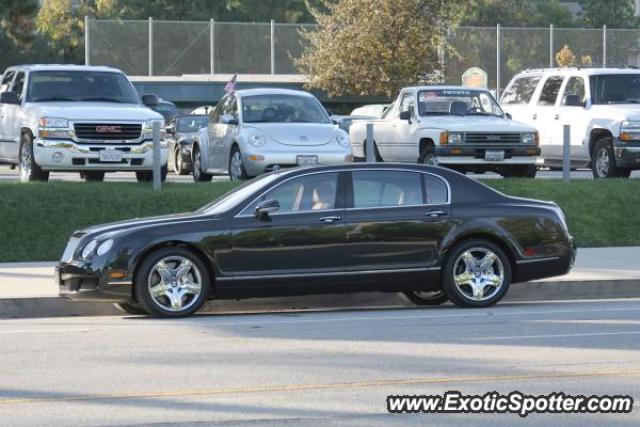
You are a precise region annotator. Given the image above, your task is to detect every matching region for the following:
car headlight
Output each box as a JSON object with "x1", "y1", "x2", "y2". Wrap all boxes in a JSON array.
[
  {"x1": 143, "y1": 119, "x2": 166, "y2": 139},
  {"x1": 248, "y1": 132, "x2": 266, "y2": 147},
  {"x1": 81, "y1": 239, "x2": 98, "y2": 260},
  {"x1": 80, "y1": 238, "x2": 114, "y2": 259},
  {"x1": 448, "y1": 132, "x2": 463, "y2": 144},
  {"x1": 38, "y1": 117, "x2": 71, "y2": 138},
  {"x1": 522, "y1": 132, "x2": 538, "y2": 145},
  {"x1": 620, "y1": 120, "x2": 640, "y2": 141},
  {"x1": 335, "y1": 132, "x2": 350, "y2": 148}
]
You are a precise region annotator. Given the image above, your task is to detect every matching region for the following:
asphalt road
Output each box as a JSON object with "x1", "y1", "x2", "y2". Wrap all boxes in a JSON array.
[
  {"x1": 1, "y1": 164, "x2": 640, "y2": 183},
  {"x1": 0, "y1": 298, "x2": 639, "y2": 426}
]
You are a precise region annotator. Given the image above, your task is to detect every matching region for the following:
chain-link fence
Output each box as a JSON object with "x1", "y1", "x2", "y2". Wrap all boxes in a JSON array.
[{"x1": 86, "y1": 18, "x2": 640, "y2": 90}]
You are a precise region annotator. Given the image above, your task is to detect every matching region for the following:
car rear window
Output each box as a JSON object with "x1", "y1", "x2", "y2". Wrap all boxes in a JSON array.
[{"x1": 501, "y1": 76, "x2": 541, "y2": 105}]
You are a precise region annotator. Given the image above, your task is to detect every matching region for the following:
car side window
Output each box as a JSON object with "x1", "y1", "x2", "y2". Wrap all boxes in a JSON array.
[
  {"x1": 11, "y1": 72, "x2": 26, "y2": 102},
  {"x1": 424, "y1": 175, "x2": 449, "y2": 204},
  {"x1": 562, "y1": 77, "x2": 586, "y2": 105},
  {"x1": 501, "y1": 76, "x2": 541, "y2": 105},
  {"x1": 537, "y1": 76, "x2": 564, "y2": 106},
  {"x1": 352, "y1": 171, "x2": 423, "y2": 208},
  {"x1": 0, "y1": 70, "x2": 15, "y2": 93},
  {"x1": 244, "y1": 173, "x2": 339, "y2": 215}
]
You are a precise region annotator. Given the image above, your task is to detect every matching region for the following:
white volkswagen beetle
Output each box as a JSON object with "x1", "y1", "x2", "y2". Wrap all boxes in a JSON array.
[{"x1": 191, "y1": 88, "x2": 353, "y2": 181}]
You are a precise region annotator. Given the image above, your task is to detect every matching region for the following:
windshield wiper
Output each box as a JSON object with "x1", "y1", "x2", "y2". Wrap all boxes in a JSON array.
[
  {"x1": 31, "y1": 97, "x2": 76, "y2": 102},
  {"x1": 80, "y1": 97, "x2": 127, "y2": 103}
]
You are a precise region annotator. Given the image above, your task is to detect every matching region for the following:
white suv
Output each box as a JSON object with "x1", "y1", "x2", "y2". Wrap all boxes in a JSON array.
[
  {"x1": 501, "y1": 67, "x2": 640, "y2": 178},
  {"x1": 0, "y1": 64, "x2": 168, "y2": 182}
]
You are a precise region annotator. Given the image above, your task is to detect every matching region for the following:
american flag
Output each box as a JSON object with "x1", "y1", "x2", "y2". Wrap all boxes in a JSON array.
[{"x1": 224, "y1": 74, "x2": 237, "y2": 94}]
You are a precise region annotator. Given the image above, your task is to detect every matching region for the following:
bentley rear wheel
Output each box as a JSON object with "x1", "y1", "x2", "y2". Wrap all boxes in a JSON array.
[{"x1": 442, "y1": 239, "x2": 511, "y2": 308}]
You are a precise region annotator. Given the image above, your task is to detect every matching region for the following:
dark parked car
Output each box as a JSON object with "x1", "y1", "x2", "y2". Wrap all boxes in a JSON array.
[
  {"x1": 148, "y1": 97, "x2": 178, "y2": 122},
  {"x1": 166, "y1": 114, "x2": 209, "y2": 175},
  {"x1": 57, "y1": 164, "x2": 575, "y2": 317}
]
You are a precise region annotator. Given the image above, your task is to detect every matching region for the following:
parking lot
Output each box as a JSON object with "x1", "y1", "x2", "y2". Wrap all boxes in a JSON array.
[{"x1": 2, "y1": 164, "x2": 639, "y2": 183}]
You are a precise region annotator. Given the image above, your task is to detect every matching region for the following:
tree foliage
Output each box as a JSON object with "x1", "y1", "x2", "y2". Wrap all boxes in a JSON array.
[
  {"x1": 297, "y1": 0, "x2": 464, "y2": 97},
  {"x1": 463, "y1": 0, "x2": 575, "y2": 27},
  {"x1": 0, "y1": 0, "x2": 39, "y2": 45},
  {"x1": 578, "y1": 0, "x2": 639, "y2": 29}
]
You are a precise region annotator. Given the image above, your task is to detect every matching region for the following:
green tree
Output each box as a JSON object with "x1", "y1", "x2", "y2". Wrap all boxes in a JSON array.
[
  {"x1": 297, "y1": 0, "x2": 464, "y2": 97},
  {"x1": 0, "y1": 0, "x2": 39, "y2": 45},
  {"x1": 579, "y1": 0, "x2": 638, "y2": 28},
  {"x1": 36, "y1": 0, "x2": 119, "y2": 62},
  {"x1": 463, "y1": 0, "x2": 575, "y2": 27}
]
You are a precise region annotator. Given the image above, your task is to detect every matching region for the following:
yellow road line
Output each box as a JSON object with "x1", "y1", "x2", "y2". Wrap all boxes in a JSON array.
[{"x1": 1, "y1": 369, "x2": 639, "y2": 406}]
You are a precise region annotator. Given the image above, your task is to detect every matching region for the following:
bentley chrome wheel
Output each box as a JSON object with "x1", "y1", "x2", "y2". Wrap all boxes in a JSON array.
[
  {"x1": 452, "y1": 247, "x2": 504, "y2": 302},
  {"x1": 147, "y1": 256, "x2": 203, "y2": 312}
]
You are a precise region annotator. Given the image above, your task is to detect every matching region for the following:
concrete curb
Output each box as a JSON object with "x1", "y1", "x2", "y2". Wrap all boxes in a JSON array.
[{"x1": 1, "y1": 279, "x2": 639, "y2": 319}]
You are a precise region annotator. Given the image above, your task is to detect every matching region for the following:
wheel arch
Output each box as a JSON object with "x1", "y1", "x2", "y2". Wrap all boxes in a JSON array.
[
  {"x1": 130, "y1": 240, "x2": 217, "y2": 301},
  {"x1": 588, "y1": 128, "x2": 613, "y2": 159},
  {"x1": 441, "y1": 232, "x2": 518, "y2": 281},
  {"x1": 419, "y1": 138, "x2": 435, "y2": 156}
]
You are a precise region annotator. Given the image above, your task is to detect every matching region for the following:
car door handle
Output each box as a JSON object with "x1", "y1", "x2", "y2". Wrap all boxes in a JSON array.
[
  {"x1": 319, "y1": 216, "x2": 341, "y2": 223},
  {"x1": 554, "y1": 114, "x2": 560, "y2": 120},
  {"x1": 532, "y1": 114, "x2": 537, "y2": 120},
  {"x1": 425, "y1": 210, "x2": 447, "y2": 218}
]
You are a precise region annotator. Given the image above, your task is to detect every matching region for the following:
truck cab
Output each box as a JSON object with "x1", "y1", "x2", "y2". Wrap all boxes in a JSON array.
[{"x1": 0, "y1": 64, "x2": 168, "y2": 182}]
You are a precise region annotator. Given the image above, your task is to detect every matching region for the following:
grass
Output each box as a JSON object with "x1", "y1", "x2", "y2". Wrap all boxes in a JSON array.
[{"x1": 0, "y1": 179, "x2": 638, "y2": 262}]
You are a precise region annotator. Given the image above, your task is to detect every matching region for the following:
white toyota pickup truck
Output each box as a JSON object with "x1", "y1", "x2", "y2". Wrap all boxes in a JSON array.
[
  {"x1": 349, "y1": 86, "x2": 541, "y2": 177},
  {"x1": 0, "y1": 64, "x2": 168, "y2": 182},
  {"x1": 501, "y1": 67, "x2": 640, "y2": 178}
]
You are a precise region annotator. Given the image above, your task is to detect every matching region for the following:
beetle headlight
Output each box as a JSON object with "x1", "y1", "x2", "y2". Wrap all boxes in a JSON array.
[
  {"x1": 335, "y1": 132, "x2": 350, "y2": 148},
  {"x1": 248, "y1": 132, "x2": 266, "y2": 147},
  {"x1": 81, "y1": 240, "x2": 98, "y2": 260},
  {"x1": 448, "y1": 132, "x2": 463, "y2": 144},
  {"x1": 620, "y1": 120, "x2": 640, "y2": 141}
]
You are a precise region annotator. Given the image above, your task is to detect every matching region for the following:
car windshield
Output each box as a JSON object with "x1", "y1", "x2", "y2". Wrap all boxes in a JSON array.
[
  {"x1": 27, "y1": 70, "x2": 139, "y2": 104},
  {"x1": 241, "y1": 94, "x2": 331, "y2": 124},
  {"x1": 590, "y1": 74, "x2": 640, "y2": 104},
  {"x1": 197, "y1": 173, "x2": 282, "y2": 215},
  {"x1": 176, "y1": 116, "x2": 208, "y2": 133},
  {"x1": 418, "y1": 89, "x2": 504, "y2": 117}
]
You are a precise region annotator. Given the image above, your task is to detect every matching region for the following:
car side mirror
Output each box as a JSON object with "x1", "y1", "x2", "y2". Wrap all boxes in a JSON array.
[
  {"x1": 166, "y1": 125, "x2": 176, "y2": 135},
  {"x1": 255, "y1": 199, "x2": 279, "y2": 220},
  {"x1": 505, "y1": 112, "x2": 512, "y2": 120},
  {"x1": 399, "y1": 110, "x2": 411, "y2": 121},
  {"x1": 221, "y1": 114, "x2": 238, "y2": 125},
  {"x1": 0, "y1": 92, "x2": 19, "y2": 105},
  {"x1": 563, "y1": 94, "x2": 585, "y2": 107},
  {"x1": 141, "y1": 94, "x2": 160, "y2": 107}
]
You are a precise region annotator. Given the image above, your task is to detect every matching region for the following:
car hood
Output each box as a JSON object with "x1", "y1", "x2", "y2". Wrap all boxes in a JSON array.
[
  {"x1": 417, "y1": 115, "x2": 535, "y2": 132},
  {"x1": 24, "y1": 102, "x2": 164, "y2": 121},
  {"x1": 245, "y1": 123, "x2": 337, "y2": 146},
  {"x1": 590, "y1": 104, "x2": 640, "y2": 121},
  {"x1": 77, "y1": 212, "x2": 209, "y2": 239}
]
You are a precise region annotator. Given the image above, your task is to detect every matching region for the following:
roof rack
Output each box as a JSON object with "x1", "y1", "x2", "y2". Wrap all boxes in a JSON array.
[{"x1": 522, "y1": 64, "x2": 639, "y2": 73}]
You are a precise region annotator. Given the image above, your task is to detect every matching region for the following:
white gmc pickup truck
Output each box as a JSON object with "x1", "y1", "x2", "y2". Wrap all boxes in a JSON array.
[
  {"x1": 0, "y1": 64, "x2": 168, "y2": 182},
  {"x1": 349, "y1": 86, "x2": 541, "y2": 177}
]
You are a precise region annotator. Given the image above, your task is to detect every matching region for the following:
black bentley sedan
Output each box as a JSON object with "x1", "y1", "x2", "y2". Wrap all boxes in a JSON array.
[{"x1": 57, "y1": 164, "x2": 575, "y2": 317}]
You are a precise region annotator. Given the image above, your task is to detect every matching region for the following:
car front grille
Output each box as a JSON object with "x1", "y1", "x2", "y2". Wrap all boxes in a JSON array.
[
  {"x1": 74, "y1": 123, "x2": 142, "y2": 141},
  {"x1": 465, "y1": 133, "x2": 522, "y2": 144}
]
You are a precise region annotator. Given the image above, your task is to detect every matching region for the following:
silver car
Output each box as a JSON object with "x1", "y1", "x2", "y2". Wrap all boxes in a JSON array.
[{"x1": 191, "y1": 88, "x2": 352, "y2": 181}]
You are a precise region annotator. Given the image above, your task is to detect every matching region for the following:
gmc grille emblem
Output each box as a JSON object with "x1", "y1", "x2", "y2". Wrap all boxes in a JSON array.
[{"x1": 96, "y1": 125, "x2": 122, "y2": 133}]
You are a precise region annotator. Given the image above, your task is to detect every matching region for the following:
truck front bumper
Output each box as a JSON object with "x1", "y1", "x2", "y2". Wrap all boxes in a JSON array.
[
  {"x1": 34, "y1": 138, "x2": 169, "y2": 171},
  {"x1": 435, "y1": 145, "x2": 542, "y2": 165},
  {"x1": 613, "y1": 140, "x2": 640, "y2": 168}
]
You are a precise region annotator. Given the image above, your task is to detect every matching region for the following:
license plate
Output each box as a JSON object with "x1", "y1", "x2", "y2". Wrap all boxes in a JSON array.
[
  {"x1": 99, "y1": 149, "x2": 123, "y2": 162},
  {"x1": 297, "y1": 155, "x2": 318, "y2": 167},
  {"x1": 485, "y1": 150, "x2": 505, "y2": 161}
]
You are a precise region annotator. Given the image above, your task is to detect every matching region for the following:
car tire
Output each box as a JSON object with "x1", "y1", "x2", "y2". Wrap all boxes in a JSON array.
[
  {"x1": 19, "y1": 132, "x2": 49, "y2": 182},
  {"x1": 362, "y1": 141, "x2": 383, "y2": 162},
  {"x1": 592, "y1": 138, "x2": 629, "y2": 178},
  {"x1": 113, "y1": 302, "x2": 147, "y2": 315},
  {"x1": 174, "y1": 147, "x2": 189, "y2": 175},
  {"x1": 192, "y1": 146, "x2": 212, "y2": 182},
  {"x1": 136, "y1": 165, "x2": 168, "y2": 183},
  {"x1": 500, "y1": 165, "x2": 537, "y2": 178},
  {"x1": 402, "y1": 290, "x2": 448, "y2": 306},
  {"x1": 229, "y1": 146, "x2": 249, "y2": 180},
  {"x1": 135, "y1": 247, "x2": 211, "y2": 318},
  {"x1": 419, "y1": 149, "x2": 438, "y2": 166},
  {"x1": 442, "y1": 239, "x2": 512, "y2": 308},
  {"x1": 81, "y1": 171, "x2": 105, "y2": 182}
]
